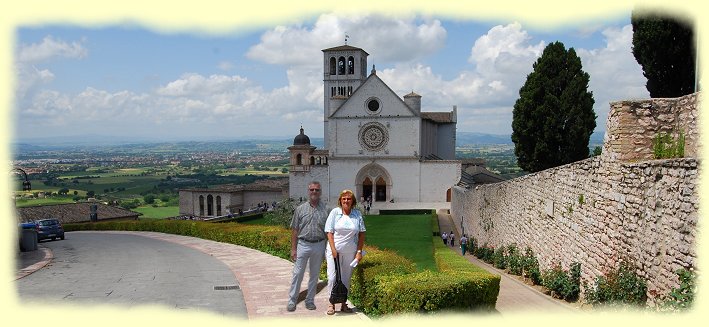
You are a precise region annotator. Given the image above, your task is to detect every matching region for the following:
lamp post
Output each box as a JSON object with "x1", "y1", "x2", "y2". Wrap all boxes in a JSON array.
[{"x1": 12, "y1": 168, "x2": 32, "y2": 191}]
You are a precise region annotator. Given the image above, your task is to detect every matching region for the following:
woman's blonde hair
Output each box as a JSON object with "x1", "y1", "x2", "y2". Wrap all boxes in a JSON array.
[{"x1": 337, "y1": 189, "x2": 357, "y2": 208}]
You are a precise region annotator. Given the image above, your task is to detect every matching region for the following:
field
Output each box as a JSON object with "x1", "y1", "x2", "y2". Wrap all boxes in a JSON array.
[
  {"x1": 14, "y1": 196, "x2": 76, "y2": 207},
  {"x1": 133, "y1": 206, "x2": 180, "y2": 219}
]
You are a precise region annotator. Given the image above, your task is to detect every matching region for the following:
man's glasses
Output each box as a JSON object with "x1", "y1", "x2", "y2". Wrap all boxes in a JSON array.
[{"x1": 309, "y1": 189, "x2": 321, "y2": 192}]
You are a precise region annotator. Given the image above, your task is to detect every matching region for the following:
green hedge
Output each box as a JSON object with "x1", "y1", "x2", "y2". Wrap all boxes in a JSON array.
[
  {"x1": 64, "y1": 220, "x2": 291, "y2": 259},
  {"x1": 379, "y1": 209, "x2": 434, "y2": 215},
  {"x1": 430, "y1": 212, "x2": 440, "y2": 236}
]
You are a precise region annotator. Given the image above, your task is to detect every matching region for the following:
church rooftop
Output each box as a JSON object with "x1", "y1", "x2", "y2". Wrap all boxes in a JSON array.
[
  {"x1": 421, "y1": 112, "x2": 455, "y2": 123},
  {"x1": 322, "y1": 45, "x2": 369, "y2": 55}
]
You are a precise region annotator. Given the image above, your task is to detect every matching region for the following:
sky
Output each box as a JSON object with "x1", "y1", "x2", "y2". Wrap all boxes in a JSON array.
[{"x1": 12, "y1": 10, "x2": 657, "y2": 143}]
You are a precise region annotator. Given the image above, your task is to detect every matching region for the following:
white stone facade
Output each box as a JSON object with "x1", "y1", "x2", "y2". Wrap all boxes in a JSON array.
[{"x1": 289, "y1": 44, "x2": 460, "y2": 206}]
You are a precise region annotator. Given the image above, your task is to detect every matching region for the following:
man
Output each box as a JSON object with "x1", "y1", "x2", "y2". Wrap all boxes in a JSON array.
[{"x1": 287, "y1": 181, "x2": 328, "y2": 312}]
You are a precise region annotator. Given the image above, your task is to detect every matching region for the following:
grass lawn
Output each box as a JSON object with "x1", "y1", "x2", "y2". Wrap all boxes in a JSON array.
[
  {"x1": 133, "y1": 206, "x2": 179, "y2": 219},
  {"x1": 364, "y1": 214, "x2": 436, "y2": 271}
]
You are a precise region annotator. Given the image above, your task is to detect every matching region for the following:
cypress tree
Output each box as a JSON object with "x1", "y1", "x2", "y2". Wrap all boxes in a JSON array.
[
  {"x1": 631, "y1": 11, "x2": 696, "y2": 98},
  {"x1": 512, "y1": 41, "x2": 596, "y2": 173}
]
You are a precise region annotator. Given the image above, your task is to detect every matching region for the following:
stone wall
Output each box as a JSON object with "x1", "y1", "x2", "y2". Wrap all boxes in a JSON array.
[
  {"x1": 450, "y1": 92, "x2": 701, "y2": 303},
  {"x1": 604, "y1": 93, "x2": 701, "y2": 162}
]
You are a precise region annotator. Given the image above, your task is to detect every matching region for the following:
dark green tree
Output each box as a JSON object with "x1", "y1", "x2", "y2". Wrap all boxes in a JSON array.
[
  {"x1": 512, "y1": 42, "x2": 596, "y2": 173},
  {"x1": 631, "y1": 10, "x2": 695, "y2": 98}
]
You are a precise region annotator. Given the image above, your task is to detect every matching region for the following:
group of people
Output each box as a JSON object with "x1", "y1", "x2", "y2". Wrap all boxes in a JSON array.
[
  {"x1": 442, "y1": 231, "x2": 471, "y2": 255},
  {"x1": 287, "y1": 181, "x2": 366, "y2": 315}
]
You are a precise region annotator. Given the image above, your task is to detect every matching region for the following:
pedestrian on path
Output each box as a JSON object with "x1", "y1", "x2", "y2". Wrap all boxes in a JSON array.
[
  {"x1": 325, "y1": 189, "x2": 366, "y2": 315},
  {"x1": 460, "y1": 234, "x2": 468, "y2": 255},
  {"x1": 442, "y1": 232, "x2": 448, "y2": 245},
  {"x1": 287, "y1": 181, "x2": 329, "y2": 312},
  {"x1": 448, "y1": 231, "x2": 455, "y2": 247}
]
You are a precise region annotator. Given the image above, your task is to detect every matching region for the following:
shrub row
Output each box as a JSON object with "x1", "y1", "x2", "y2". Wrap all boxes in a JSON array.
[{"x1": 65, "y1": 220, "x2": 291, "y2": 259}]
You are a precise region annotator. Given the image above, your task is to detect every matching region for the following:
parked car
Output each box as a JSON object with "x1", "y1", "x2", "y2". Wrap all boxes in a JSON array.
[{"x1": 35, "y1": 218, "x2": 65, "y2": 241}]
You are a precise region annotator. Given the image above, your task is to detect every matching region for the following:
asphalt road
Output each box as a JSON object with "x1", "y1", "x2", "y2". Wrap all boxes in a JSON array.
[{"x1": 15, "y1": 232, "x2": 247, "y2": 318}]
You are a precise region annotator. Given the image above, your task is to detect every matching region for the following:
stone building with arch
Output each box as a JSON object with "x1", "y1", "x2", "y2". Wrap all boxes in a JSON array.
[
  {"x1": 178, "y1": 178, "x2": 287, "y2": 218},
  {"x1": 289, "y1": 44, "x2": 461, "y2": 206}
]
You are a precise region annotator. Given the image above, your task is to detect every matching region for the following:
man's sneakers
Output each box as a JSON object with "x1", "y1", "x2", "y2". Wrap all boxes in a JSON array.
[
  {"x1": 305, "y1": 302, "x2": 317, "y2": 310},
  {"x1": 287, "y1": 303, "x2": 296, "y2": 312}
]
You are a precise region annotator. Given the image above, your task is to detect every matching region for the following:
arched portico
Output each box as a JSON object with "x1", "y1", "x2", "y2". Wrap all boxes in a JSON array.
[{"x1": 356, "y1": 163, "x2": 392, "y2": 202}]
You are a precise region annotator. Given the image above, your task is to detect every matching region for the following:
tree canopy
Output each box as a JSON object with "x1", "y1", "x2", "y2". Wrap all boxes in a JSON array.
[
  {"x1": 631, "y1": 11, "x2": 696, "y2": 97},
  {"x1": 512, "y1": 41, "x2": 596, "y2": 173}
]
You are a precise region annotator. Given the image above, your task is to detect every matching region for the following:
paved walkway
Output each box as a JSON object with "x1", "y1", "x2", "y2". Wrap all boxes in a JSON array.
[
  {"x1": 15, "y1": 231, "x2": 368, "y2": 321},
  {"x1": 436, "y1": 209, "x2": 579, "y2": 313},
  {"x1": 17, "y1": 212, "x2": 579, "y2": 317}
]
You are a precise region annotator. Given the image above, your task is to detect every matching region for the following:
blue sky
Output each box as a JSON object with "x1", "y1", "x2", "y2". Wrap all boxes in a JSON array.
[{"x1": 13, "y1": 12, "x2": 650, "y2": 142}]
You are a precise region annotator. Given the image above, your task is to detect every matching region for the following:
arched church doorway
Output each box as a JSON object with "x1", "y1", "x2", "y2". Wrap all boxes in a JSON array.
[
  {"x1": 356, "y1": 163, "x2": 391, "y2": 203},
  {"x1": 362, "y1": 177, "x2": 373, "y2": 202},
  {"x1": 375, "y1": 177, "x2": 386, "y2": 202}
]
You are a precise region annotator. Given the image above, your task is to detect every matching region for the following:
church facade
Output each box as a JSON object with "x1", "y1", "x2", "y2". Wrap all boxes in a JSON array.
[{"x1": 289, "y1": 45, "x2": 461, "y2": 205}]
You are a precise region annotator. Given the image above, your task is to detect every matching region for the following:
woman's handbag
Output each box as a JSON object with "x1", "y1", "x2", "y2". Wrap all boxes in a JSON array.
[{"x1": 329, "y1": 256, "x2": 348, "y2": 304}]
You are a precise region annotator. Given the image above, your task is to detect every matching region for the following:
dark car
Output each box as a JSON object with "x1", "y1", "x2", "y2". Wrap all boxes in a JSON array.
[{"x1": 35, "y1": 218, "x2": 65, "y2": 241}]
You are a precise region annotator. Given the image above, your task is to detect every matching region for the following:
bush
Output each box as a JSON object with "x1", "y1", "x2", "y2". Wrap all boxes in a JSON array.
[
  {"x1": 522, "y1": 247, "x2": 541, "y2": 285},
  {"x1": 493, "y1": 245, "x2": 507, "y2": 269},
  {"x1": 659, "y1": 268, "x2": 695, "y2": 311},
  {"x1": 585, "y1": 261, "x2": 647, "y2": 307},
  {"x1": 506, "y1": 244, "x2": 523, "y2": 276},
  {"x1": 263, "y1": 198, "x2": 295, "y2": 228},
  {"x1": 354, "y1": 237, "x2": 500, "y2": 316},
  {"x1": 542, "y1": 262, "x2": 581, "y2": 302},
  {"x1": 475, "y1": 244, "x2": 494, "y2": 263}
]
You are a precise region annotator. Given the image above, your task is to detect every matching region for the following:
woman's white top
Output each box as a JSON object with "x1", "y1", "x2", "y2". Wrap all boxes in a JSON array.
[{"x1": 325, "y1": 207, "x2": 366, "y2": 253}]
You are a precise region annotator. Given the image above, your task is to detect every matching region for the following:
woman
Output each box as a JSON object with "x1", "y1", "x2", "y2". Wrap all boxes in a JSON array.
[{"x1": 325, "y1": 189, "x2": 366, "y2": 315}]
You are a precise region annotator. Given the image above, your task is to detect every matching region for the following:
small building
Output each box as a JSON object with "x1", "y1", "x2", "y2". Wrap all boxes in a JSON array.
[
  {"x1": 178, "y1": 178, "x2": 288, "y2": 218},
  {"x1": 456, "y1": 158, "x2": 506, "y2": 188},
  {"x1": 16, "y1": 203, "x2": 141, "y2": 224}
]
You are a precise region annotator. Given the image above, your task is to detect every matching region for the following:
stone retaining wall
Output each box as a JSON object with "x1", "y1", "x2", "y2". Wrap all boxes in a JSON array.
[{"x1": 451, "y1": 92, "x2": 701, "y2": 303}]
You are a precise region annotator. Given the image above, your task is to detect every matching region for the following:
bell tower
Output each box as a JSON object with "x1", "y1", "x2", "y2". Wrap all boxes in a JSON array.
[{"x1": 322, "y1": 44, "x2": 369, "y2": 148}]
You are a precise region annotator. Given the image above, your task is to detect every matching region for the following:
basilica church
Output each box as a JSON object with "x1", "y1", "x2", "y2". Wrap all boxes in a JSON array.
[{"x1": 289, "y1": 44, "x2": 461, "y2": 205}]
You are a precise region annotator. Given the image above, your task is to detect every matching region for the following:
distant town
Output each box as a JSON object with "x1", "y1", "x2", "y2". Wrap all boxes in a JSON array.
[{"x1": 11, "y1": 131, "x2": 604, "y2": 218}]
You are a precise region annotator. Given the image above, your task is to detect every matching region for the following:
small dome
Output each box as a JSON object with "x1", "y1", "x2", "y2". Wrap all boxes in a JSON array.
[{"x1": 293, "y1": 126, "x2": 311, "y2": 145}]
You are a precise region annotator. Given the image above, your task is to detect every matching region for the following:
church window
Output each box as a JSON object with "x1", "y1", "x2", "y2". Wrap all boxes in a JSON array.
[
  {"x1": 199, "y1": 195, "x2": 204, "y2": 216},
  {"x1": 207, "y1": 194, "x2": 214, "y2": 216},
  {"x1": 338, "y1": 57, "x2": 345, "y2": 75},
  {"x1": 348, "y1": 56, "x2": 354, "y2": 74},
  {"x1": 216, "y1": 196, "x2": 222, "y2": 216},
  {"x1": 310, "y1": 156, "x2": 315, "y2": 165},
  {"x1": 367, "y1": 98, "x2": 380, "y2": 112},
  {"x1": 296, "y1": 153, "x2": 302, "y2": 165},
  {"x1": 348, "y1": 86, "x2": 352, "y2": 96},
  {"x1": 330, "y1": 57, "x2": 336, "y2": 75}
]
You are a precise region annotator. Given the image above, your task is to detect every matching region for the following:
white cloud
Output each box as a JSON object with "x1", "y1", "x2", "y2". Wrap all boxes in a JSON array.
[
  {"x1": 246, "y1": 13, "x2": 446, "y2": 66},
  {"x1": 17, "y1": 35, "x2": 87, "y2": 63},
  {"x1": 378, "y1": 22, "x2": 647, "y2": 134},
  {"x1": 577, "y1": 24, "x2": 649, "y2": 130},
  {"x1": 14, "y1": 35, "x2": 88, "y2": 101},
  {"x1": 15, "y1": 19, "x2": 649, "y2": 139},
  {"x1": 217, "y1": 61, "x2": 234, "y2": 71}
]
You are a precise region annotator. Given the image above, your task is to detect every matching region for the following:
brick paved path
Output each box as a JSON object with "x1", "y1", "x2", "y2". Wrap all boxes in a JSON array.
[
  {"x1": 436, "y1": 210, "x2": 578, "y2": 313},
  {"x1": 34, "y1": 231, "x2": 368, "y2": 321}
]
